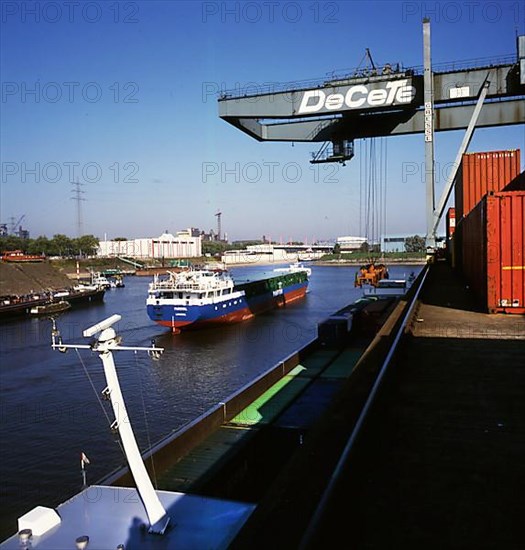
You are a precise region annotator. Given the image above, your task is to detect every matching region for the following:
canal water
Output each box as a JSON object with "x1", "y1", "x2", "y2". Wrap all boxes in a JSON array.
[{"x1": 0, "y1": 263, "x2": 418, "y2": 537}]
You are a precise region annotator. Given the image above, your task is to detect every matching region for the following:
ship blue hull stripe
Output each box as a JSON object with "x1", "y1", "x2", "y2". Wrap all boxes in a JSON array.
[{"x1": 147, "y1": 281, "x2": 307, "y2": 325}]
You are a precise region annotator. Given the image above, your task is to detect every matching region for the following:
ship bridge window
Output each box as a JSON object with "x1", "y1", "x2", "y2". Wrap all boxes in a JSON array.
[
  {"x1": 178, "y1": 292, "x2": 183, "y2": 299},
  {"x1": 222, "y1": 288, "x2": 230, "y2": 295}
]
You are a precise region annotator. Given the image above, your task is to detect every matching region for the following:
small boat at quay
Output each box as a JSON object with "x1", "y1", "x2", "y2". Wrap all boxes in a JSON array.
[
  {"x1": 30, "y1": 300, "x2": 71, "y2": 316},
  {"x1": 1, "y1": 250, "x2": 45, "y2": 262}
]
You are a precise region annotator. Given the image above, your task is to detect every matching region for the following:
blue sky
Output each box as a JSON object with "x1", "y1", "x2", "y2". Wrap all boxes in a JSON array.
[{"x1": 1, "y1": 1, "x2": 524, "y2": 242}]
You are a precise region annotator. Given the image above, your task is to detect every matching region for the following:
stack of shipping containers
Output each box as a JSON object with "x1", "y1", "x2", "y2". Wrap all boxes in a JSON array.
[{"x1": 453, "y1": 150, "x2": 524, "y2": 314}]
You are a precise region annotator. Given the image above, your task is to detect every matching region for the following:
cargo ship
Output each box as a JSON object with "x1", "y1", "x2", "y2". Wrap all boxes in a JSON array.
[{"x1": 146, "y1": 267, "x2": 309, "y2": 332}]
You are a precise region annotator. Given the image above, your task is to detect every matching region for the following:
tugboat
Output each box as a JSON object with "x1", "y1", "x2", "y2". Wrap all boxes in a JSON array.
[{"x1": 90, "y1": 272, "x2": 111, "y2": 289}]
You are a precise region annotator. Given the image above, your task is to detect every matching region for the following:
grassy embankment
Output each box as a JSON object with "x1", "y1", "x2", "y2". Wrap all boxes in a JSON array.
[
  {"x1": 49, "y1": 257, "x2": 215, "y2": 274},
  {"x1": 317, "y1": 251, "x2": 426, "y2": 264}
]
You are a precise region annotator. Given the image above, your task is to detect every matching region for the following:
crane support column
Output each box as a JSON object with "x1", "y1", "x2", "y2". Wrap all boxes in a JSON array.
[
  {"x1": 432, "y1": 77, "x2": 490, "y2": 236},
  {"x1": 423, "y1": 18, "x2": 436, "y2": 249}
]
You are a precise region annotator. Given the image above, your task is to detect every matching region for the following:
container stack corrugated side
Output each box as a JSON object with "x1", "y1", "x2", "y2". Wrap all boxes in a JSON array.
[
  {"x1": 453, "y1": 149, "x2": 524, "y2": 314},
  {"x1": 461, "y1": 191, "x2": 525, "y2": 314},
  {"x1": 454, "y1": 150, "x2": 521, "y2": 220}
]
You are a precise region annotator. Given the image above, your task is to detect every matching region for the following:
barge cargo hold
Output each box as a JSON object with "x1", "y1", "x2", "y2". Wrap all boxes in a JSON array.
[
  {"x1": 146, "y1": 268, "x2": 309, "y2": 332},
  {"x1": 461, "y1": 190, "x2": 525, "y2": 314},
  {"x1": 454, "y1": 150, "x2": 521, "y2": 221}
]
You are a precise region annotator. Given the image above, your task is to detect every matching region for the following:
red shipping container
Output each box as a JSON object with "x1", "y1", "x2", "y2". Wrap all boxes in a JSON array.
[
  {"x1": 462, "y1": 191, "x2": 525, "y2": 314},
  {"x1": 446, "y1": 207, "x2": 456, "y2": 238},
  {"x1": 454, "y1": 150, "x2": 521, "y2": 221}
]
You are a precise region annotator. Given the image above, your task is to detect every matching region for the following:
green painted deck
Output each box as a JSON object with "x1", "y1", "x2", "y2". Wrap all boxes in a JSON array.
[
  {"x1": 229, "y1": 365, "x2": 311, "y2": 427},
  {"x1": 320, "y1": 348, "x2": 364, "y2": 379},
  {"x1": 297, "y1": 349, "x2": 342, "y2": 377},
  {"x1": 155, "y1": 345, "x2": 369, "y2": 497},
  {"x1": 157, "y1": 426, "x2": 253, "y2": 492}
]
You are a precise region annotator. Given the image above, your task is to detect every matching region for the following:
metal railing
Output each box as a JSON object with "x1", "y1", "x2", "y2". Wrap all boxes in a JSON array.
[
  {"x1": 218, "y1": 54, "x2": 516, "y2": 100},
  {"x1": 299, "y1": 263, "x2": 430, "y2": 548}
]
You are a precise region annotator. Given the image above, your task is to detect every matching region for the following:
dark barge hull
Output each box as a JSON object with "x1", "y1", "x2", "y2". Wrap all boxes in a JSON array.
[{"x1": 0, "y1": 288, "x2": 105, "y2": 320}]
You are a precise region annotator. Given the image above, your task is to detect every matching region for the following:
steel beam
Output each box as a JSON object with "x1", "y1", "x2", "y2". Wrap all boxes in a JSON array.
[
  {"x1": 218, "y1": 66, "x2": 518, "y2": 119},
  {"x1": 226, "y1": 100, "x2": 524, "y2": 141}
]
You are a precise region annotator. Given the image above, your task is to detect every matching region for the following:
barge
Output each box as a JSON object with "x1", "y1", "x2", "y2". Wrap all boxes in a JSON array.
[{"x1": 0, "y1": 287, "x2": 105, "y2": 320}]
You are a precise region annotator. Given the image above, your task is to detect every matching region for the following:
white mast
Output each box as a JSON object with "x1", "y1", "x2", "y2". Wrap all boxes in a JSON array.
[{"x1": 52, "y1": 315, "x2": 170, "y2": 535}]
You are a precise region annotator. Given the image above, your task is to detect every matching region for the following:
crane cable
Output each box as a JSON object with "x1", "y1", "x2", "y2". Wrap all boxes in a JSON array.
[{"x1": 360, "y1": 137, "x2": 388, "y2": 257}]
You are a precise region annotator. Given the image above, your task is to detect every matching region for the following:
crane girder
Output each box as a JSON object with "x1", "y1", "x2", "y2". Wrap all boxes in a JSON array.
[{"x1": 218, "y1": 64, "x2": 524, "y2": 141}]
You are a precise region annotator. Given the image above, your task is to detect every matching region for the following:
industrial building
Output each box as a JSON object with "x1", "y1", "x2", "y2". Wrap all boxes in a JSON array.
[
  {"x1": 336, "y1": 236, "x2": 367, "y2": 250},
  {"x1": 97, "y1": 230, "x2": 202, "y2": 259}
]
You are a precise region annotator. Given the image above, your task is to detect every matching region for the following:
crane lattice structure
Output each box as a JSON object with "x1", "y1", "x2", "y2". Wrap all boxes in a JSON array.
[{"x1": 0, "y1": 214, "x2": 26, "y2": 237}]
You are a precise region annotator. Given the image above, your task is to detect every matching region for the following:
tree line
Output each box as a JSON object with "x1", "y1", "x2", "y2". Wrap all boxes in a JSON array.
[{"x1": 0, "y1": 234, "x2": 100, "y2": 257}]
